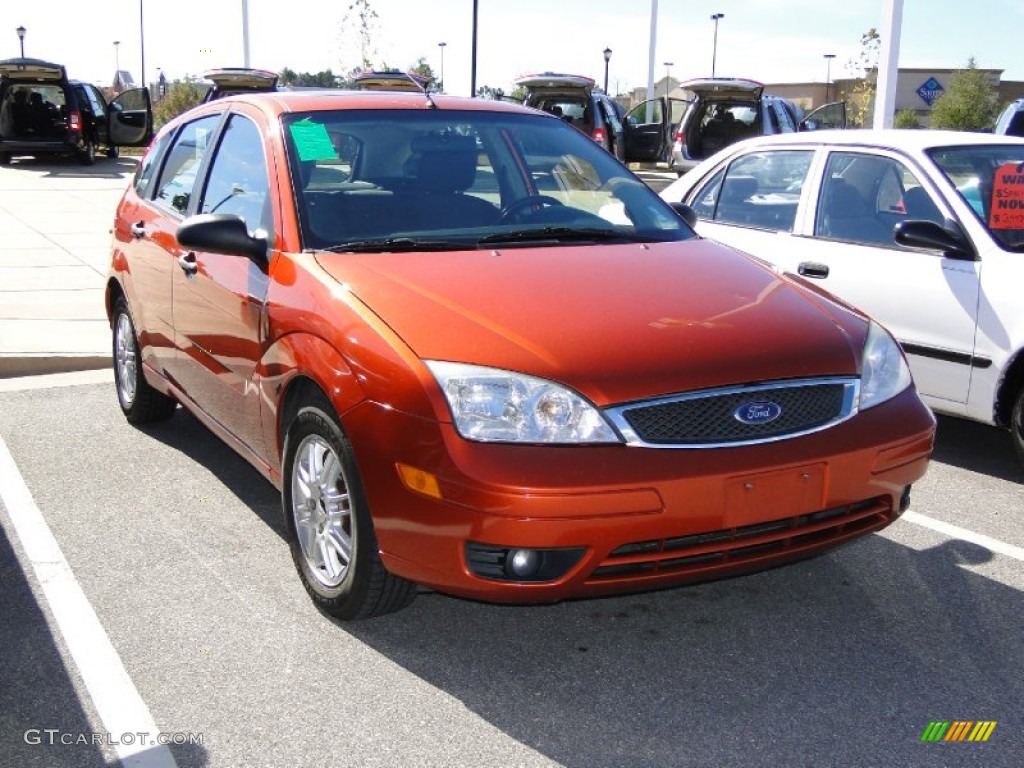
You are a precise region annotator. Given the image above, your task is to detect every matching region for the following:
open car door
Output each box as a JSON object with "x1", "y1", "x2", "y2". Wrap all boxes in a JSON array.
[
  {"x1": 108, "y1": 87, "x2": 153, "y2": 147},
  {"x1": 800, "y1": 101, "x2": 846, "y2": 131},
  {"x1": 623, "y1": 97, "x2": 689, "y2": 163}
]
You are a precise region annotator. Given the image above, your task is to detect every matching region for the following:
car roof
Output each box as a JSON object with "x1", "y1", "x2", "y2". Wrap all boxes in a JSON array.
[
  {"x1": 175, "y1": 89, "x2": 542, "y2": 120},
  {"x1": 718, "y1": 128, "x2": 1024, "y2": 154}
]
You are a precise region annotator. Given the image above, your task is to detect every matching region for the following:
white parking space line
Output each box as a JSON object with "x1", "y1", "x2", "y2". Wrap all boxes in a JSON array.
[
  {"x1": 0, "y1": 436, "x2": 178, "y2": 768},
  {"x1": 903, "y1": 510, "x2": 1024, "y2": 561}
]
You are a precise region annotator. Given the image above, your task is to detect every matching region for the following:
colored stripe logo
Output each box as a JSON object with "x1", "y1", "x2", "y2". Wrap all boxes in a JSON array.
[{"x1": 921, "y1": 721, "x2": 997, "y2": 742}]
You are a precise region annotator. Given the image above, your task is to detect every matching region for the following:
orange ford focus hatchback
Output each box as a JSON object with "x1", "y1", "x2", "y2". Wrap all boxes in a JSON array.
[{"x1": 106, "y1": 90, "x2": 934, "y2": 619}]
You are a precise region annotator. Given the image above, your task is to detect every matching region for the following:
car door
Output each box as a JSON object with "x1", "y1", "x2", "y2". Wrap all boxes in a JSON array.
[
  {"x1": 107, "y1": 87, "x2": 153, "y2": 147},
  {"x1": 169, "y1": 111, "x2": 273, "y2": 457},
  {"x1": 800, "y1": 101, "x2": 847, "y2": 131},
  {"x1": 782, "y1": 149, "x2": 979, "y2": 405},
  {"x1": 623, "y1": 97, "x2": 688, "y2": 162},
  {"x1": 124, "y1": 115, "x2": 222, "y2": 377}
]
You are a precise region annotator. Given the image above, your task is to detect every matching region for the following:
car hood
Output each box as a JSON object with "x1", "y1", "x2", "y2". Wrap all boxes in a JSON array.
[{"x1": 314, "y1": 240, "x2": 865, "y2": 406}]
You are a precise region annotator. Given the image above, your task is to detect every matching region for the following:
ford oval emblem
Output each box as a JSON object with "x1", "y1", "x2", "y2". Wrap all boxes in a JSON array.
[{"x1": 734, "y1": 401, "x2": 783, "y2": 425}]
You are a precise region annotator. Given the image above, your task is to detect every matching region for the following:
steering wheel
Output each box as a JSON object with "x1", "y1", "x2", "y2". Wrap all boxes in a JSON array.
[{"x1": 499, "y1": 195, "x2": 565, "y2": 223}]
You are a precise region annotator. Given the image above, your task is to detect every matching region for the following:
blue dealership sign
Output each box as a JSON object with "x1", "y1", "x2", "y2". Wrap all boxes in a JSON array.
[{"x1": 917, "y1": 77, "x2": 945, "y2": 106}]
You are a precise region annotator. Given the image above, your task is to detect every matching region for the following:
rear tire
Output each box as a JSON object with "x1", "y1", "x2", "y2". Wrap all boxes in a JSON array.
[
  {"x1": 107, "y1": 145, "x2": 119, "y2": 159},
  {"x1": 1012, "y1": 386, "x2": 1024, "y2": 469},
  {"x1": 282, "y1": 404, "x2": 416, "y2": 620},
  {"x1": 0, "y1": 152, "x2": 10, "y2": 166},
  {"x1": 79, "y1": 138, "x2": 96, "y2": 165},
  {"x1": 112, "y1": 296, "x2": 177, "y2": 423}
]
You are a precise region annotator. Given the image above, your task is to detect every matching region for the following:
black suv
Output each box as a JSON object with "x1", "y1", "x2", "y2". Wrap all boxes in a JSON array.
[
  {"x1": 516, "y1": 73, "x2": 628, "y2": 160},
  {"x1": 0, "y1": 58, "x2": 152, "y2": 165}
]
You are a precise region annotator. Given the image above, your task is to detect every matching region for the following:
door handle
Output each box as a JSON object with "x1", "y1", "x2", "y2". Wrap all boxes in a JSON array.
[
  {"x1": 798, "y1": 261, "x2": 829, "y2": 279},
  {"x1": 177, "y1": 252, "x2": 198, "y2": 276},
  {"x1": 130, "y1": 221, "x2": 145, "y2": 239}
]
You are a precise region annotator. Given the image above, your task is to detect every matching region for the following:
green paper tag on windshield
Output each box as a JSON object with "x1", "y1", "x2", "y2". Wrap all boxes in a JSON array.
[{"x1": 290, "y1": 119, "x2": 335, "y2": 161}]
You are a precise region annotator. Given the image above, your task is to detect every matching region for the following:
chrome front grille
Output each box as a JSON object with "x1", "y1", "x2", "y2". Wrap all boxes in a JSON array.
[{"x1": 605, "y1": 377, "x2": 859, "y2": 448}]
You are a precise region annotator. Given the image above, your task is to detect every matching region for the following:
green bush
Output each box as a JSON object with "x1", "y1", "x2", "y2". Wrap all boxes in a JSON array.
[
  {"x1": 153, "y1": 81, "x2": 204, "y2": 129},
  {"x1": 894, "y1": 109, "x2": 921, "y2": 129}
]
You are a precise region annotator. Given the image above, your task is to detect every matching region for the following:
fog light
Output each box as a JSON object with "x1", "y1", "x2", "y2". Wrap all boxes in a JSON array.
[
  {"x1": 465, "y1": 542, "x2": 586, "y2": 582},
  {"x1": 507, "y1": 548, "x2": 540, "y2": 578}
]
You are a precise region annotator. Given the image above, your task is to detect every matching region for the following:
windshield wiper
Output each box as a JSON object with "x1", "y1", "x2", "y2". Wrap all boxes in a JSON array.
[
  {"x1": 476, "y1": 227, "x2": 638, "y2": 245},
  {"x1": 324, "y1": 237, "x2": 475, "y2": 253}
]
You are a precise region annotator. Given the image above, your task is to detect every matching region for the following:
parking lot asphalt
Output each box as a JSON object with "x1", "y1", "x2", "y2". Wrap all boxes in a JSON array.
[{"x1": 0, "y1": 157, "x2": 137, "y2": 378}]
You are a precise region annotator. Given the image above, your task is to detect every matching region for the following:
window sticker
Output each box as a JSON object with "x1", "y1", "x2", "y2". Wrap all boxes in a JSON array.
[
  {"x1": 289, "y1": 119, "x2": 336, "y2": 161},
  {"x1": 990, "y1": 161, "x2": 1024, "y2": 229}
]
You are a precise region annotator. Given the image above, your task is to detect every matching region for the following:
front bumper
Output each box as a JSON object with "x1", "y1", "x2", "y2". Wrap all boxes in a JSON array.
[{"x1": 343, "y1": 385, "x2": 934, "y2": 604}]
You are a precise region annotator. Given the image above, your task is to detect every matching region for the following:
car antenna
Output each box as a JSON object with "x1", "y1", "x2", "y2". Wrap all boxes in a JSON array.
[{"x1": 406, "y1": 72, "x2": 438, "y2": 109}]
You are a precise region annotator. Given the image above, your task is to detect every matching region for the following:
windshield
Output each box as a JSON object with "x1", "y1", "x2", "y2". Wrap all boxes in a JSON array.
[
  {"x1": 282, "y1": 109, "x2": 694, "y2": 251},
  {"x1": 928, "y1": 144, "x2": 1024, "y2": 251}
]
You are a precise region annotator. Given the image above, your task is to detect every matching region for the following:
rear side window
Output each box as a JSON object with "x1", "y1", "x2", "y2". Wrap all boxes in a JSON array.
[
  {"x1": 690, "y1": 149, "x2": 813, "y2": 232},
  {"x1": 133, "y1": 131, "x2": 172, "y2": 195},
  {"x1": 153, "y1": 115, "x2": 222, "y2": 216}
]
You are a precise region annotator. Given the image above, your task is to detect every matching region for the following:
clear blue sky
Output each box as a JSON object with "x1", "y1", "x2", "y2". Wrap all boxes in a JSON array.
[{"x1": 8, "y1": 0, "x2": 1022, "y2": 96}]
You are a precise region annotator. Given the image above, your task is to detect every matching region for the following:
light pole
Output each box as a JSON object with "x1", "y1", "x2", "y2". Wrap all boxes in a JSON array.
[
  {"x1": 710, "y1": 13, "x2": 724, "y2": 77},
  {"x1": 113, "y1": 40, "x2": 121, "y2": 90},
  {"x1": 16, "y1": 25, "x2": 26, "y2": 58},
  {"x1": 663, "y1": 62, "x2": 673, "y2": 97},
  {"x1": 603, "y1": 47, "x2": 612, "y2": 94},
  {"x1": 823, "y1": 53, "x2": 836, "y2": 103},
  {"x1": 438, "y1": 42, "x2": 446, "y2": 92}
]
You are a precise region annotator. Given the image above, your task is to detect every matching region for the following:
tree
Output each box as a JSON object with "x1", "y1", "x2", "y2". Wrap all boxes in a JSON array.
[
  {"x1": 929, "y1": 57, "x2": 1001, "y2": 131},
  {"x1": 841, "y1": 28, "x2": 881, "y2": 128},
  {"x1": 408, "y1": 57, "x2": 438, "y2": 91},
  {"x1": 339, "y1": 0, "x2": 379, "y2": 73},
  {"x1": 153, "y1": 80, "x2": 204, "y2": 128},
  {"x1": 476, "y1": 85, "x2": 506, "y2": 100}
]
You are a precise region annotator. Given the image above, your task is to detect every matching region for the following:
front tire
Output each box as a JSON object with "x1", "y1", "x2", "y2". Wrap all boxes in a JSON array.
[
  {"x1": 112, "y1": 296, "x2": 177, "y2": 423},
  {"x1": 282, "y1": 404, "x2": 416, "y2": 619},
  {"x1": 107, "y1": 144, "x2": 120, "y2": 159},
  {"x1": 1012, "y1": 386, "x2": 1024, "y2": 468},
  {"x1": 0, "y1": 152, "x2": 10, "y2": 166}
]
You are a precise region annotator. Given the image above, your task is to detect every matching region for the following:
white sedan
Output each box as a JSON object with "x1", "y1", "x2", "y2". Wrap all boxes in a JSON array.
[{"x1": 659, "y1": 129, "x2": 1024, "y2": 466}]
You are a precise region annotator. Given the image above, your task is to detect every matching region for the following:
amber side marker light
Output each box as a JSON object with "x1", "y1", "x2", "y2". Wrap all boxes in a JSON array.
[{"x1": 396, "y1": 463, "x2": 443, "y2": 499}]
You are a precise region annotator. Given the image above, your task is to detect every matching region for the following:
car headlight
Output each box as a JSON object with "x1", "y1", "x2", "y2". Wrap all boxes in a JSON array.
[
  {"x1": 425, "y1": 361, "x2": 621, "y2": 444},
  {"x1": 859, "y1": 321, "x2": 912, "y2": 410}
]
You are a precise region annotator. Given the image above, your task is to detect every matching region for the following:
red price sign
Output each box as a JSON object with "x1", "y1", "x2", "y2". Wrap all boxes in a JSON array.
[{"x1": 990, "y1": 161, "x2": 1024, "y2": 229}]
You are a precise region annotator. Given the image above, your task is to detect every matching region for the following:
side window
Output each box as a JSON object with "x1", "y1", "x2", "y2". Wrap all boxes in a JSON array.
[
  {"x1": 153, "y1": 115, "x2": 221, "y2": 216},
  {"x1": 816, "y1": 152, "x2": 944, "y2": 246},
  {"x1": 86, "y1": 86, "x2": 107, "y2": 119},
  {"x1": 627, "y1": 99, "x2": 663, "y2": 126},
  {"x1": 133, "y1": 130, "x2": 172, "y2": 196},
  {"x1": 200, "y1": 114, "x2": 271, "y2": 233},
  {"x1": 691, "y1": 150, "x2": 812, "y2": 232}
]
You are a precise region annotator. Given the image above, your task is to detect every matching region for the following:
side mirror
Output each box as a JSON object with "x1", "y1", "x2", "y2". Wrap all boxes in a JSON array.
[
  {"x1": 177, "y1": 213, "x2": 269, "y2": 264},
  {"x1": 893, "y1": 218, "x2": 976, "y2": 261},
  {"x1": 669, "y1": 202, "x2": 699, "y2": 229}
]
